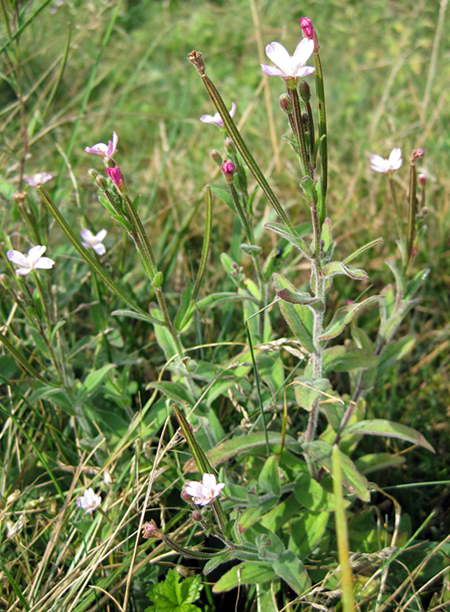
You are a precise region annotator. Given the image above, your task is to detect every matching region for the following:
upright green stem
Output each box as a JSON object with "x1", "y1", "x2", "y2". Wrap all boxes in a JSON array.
[
  {"x1": 289, "y1": 87, "x2": 311, "y2": 178},
  {"x1": 313, "y1": 36, "x2": 328, "y2": 225},
  {"x1": 388, "y1": 176, "x2": 403, "y2": 245}
]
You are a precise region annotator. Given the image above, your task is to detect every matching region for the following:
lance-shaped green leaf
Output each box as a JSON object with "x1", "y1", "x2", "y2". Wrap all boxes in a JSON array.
[
  {"x1": 303, "y1": 441, "x2": 371, "y2": 501},
  {"x1": 265, "y1": 222, "x2": 312, "y2": 259},
  {"x1": 210, "y1": 184, "x2": 235, "y2": 212},
  {"x1": 277, "y1": 287, "x2": 324, "y2": 311},
  {"x1": 212, "y1": 561, "x2": 277, "y2": 592},
  {"x1": 258, "y1": 455, "x2": 281, "y2": 497},
  {"x1": 273, "y1": 551, "x2": 311, "y2": 595},
  {"x1": 322, "y1": 261, "x2": 368, "y2": 281},
  {"x1": 196, "y1": 292, "x2": 258, "y2": 311},
  {"x1": 385, "y1": 259, "x2": 405, "y2": 295},
  {"x1": 146, "y1": 381, "x2": 194, "y2": 406},
  {"x1": 404, "y1": 267, "x2": 430, "y2": 301},
  {"x1": 294, "y1": 377, "x2": 332, "y2": 412},
  {"x1": 323, "y1": 346, "x2": 379, "y2": 374},
  {"x1": 274, "y1": 274, "x2": 315, "y2": 352},
  {"x1": 341, "y1": 419, "x2": 435, "y2": 453},
  {"x1": 319, "y1": 294, "x2": 380, "y2": 341},
  {"x1": 183, "y1": 431, "x2": 302, "y2": 472},
  {"x1": 378, "y1": 301, "x2": 414, "y2": 345},
  {"x1": 150, "y1": 307, "x2": 178, "y2": 360},
  {"x1": 82, "y1": 364, "x2": 116, "y2": 394},
  {"x1": 111, "y1": 309, "x2": 164, "y2": 326},
  {"x1": 376, "y1": 335, "x2": 415, "y2": 383},
  {"x1": 355, "y1": 453, "x2": 406, "y2": 475},
  {"x1": 321, "y1": 217, "x2": 335, "y2": 259},
  {"x1": 380, "y1": 283, "x2": 395, "y2": 323},
  {"x1": 343, "y1": 237, "x2": 383, "y2": 265},
  {"x1": 289, "y1": 511, "x2": 329, "y2": 559}
]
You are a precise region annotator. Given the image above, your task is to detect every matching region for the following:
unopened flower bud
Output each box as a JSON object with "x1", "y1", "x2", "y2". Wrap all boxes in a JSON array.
[
  {"x1": 88, "y1": 168, "x2": 98, "y2": 182},
  {"x1": 142, "y1": 520, "x2": 162, "y2": 539},
  {"x1": 411, "y1": 148, "x2": 424, "y2": 162},
  {"x1": 107, "y1": 165, "x2": 127, "y2": 194},
  {"x1": 181, "y1": 489, "x2": 192, "y2": 502},
  {"x1": 224, "y1": 137, "x2": 236, "y2": 154},
  {"x1": 221, "y1": 160, "x2": 235, "y2": 183},
  {"x1": 299, "y1": 80, "x2": 311, "y2": 102},
  {"x1": 152, "y1": 271, "x2": 164, "y2": 289},
  {"x1": 279, "y1": 93, "x2": 292, "y2": 115},
  {"x1": 418, "y1": 173, "x2": 426, "y2": 187},
  {"x1": 0, "y1": 273, "x2": 11, "y2": 290},
  {"x1": 210, "y1": 150, "x2": 223, "y2": 167},
  {"x1": 192, "y1": 511, "x2": 203, "y2": 521},
  {"x1": 96, "y1": 174, "x2": 108, "y2": 190},
  {"x1": 302, "y1": 112, "x2": 309, "y2": 126},
  {"x1": 421, "y1": 206, "x2": 428, "y2": 216},
  {"x1": 300, "y1": 17, "x2": 314, "y2": 40},
  {"x1": 182, "y1": 357, "x2": 197, "y2": 373}
]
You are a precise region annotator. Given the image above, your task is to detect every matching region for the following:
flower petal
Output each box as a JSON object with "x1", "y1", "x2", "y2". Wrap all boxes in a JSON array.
[
  {"x1": 34, "y1": 257, "x2": 55, "y2": 270},
  {"x1": 229, "y1": 102, "x2": 236, "y2": 118},
  {"x1": 293, "y1": 38, "x2": 314, "y2": 66},
  {"x1": 265, "y1": 42, "x2": 292, "y2": 74},
  {"x1": 27, "y1": 245, "x2": 47, "y2": 264},
  {"x1": 80, "y1": 228, "x2": 95, "y2": 243},
  {"x1": 261, "y1": 64, "x2": 286, "y2": 77},
  {"x1": 7, "y1": 249, "x2": 28, "y2": 267},
  {"x1": 294, "y1": 66, "x2": 316, "y2": 77},
  {"x1": 95, "y1": 229, "x2": 107, "y2": 242},
  {"x1": 202, "y1": 473, "x2": 217, "y2": 489},
  {"x1": 16, "y1": 267, "x2": 33, "y2": 276},
  {"x1": 93, "y1": 243, "x2": 106, "y2": 255}
]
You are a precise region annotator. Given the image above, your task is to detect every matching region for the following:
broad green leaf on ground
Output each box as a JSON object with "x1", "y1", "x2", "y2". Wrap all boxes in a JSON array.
[
  {"x1": 342, "y1": 419, "x2": 435, "y2": 453},
  {"x1": 212, "y1": 561, "x2": 277, "y2": 592},
  {"x1": 258, "y1": 455, "x2": 281, "y2": 497},
  {"x1": 323, "y1": 345, "x2": 378, "y2": 373},
  {"x1": 273, "y1": 551, "x2": 311, "y2": 594},
  {"x1": 289, "y1": 511, "x2": 329, "y2": 559},
  {"x1": 303, "y1": 441, "x2": 371, "y2": 501},
  {"x1": 82, "y1": 363, "x2": 116, "y2": 394},
  {"x1": 146, "y1": 381, "x2": 194, "y2": 406},
  {"x1": 294, "y1": 473, "x2": 345, "y2": 512},
  {"x1": 355, "y1": 453, "x2": 406, "y2": 475},
  {"x1": 294, "y1": 376, "x2": 333, "y2": 411}
]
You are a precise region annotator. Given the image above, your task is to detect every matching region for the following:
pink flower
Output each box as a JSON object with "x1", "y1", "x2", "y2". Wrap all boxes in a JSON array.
[
  {"x1": 24, "y1": 172, "x2": 53, "y2": 187},
  {"x1": 142, "y1": 520, "x2": 162, "y2": 539},
  {"x1": 7, "y1": 245, "x2": 55, "y2": 276},
  {"x1": 200, "y1": 102, "x2": 236, "y2": 128},
  {"x1": 80, "y1": 228, "x2": 107, "y2": 255},
  {"x1": 85, "y1": 132, "x2": 118, "y2": 159},
  {"x1": 107, "y1": 165, "x2": 126, "y2": 192},
  {"x1": 184, "y1": 473, "x2": 225, "y2": 507},
  {"x1": 75, "y1": 488, "x2": 101, "y2": 513},
  {"x1": 261, "y1": 39, "x2": 315, "y2": 87},
  {"x1": 370, "y1": 148, "x2": 402, "y2": 173},
  {"x1": 221, "y1": 160, "x2": 235, "y2": 183},
  {"x1": 418, "y1": 173, "x2": 426, "y2": 187},
  {"x1": 300, "y1": 17, "x2": 314, "y2": 40}
]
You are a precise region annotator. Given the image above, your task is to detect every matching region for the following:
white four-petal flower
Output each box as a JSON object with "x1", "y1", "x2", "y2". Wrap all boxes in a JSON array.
[
  {"x1": 7, "y1": 245, "x2": 55, "y2": 276},
  {"x1": 24, "y1": 172, "x2": 53, "y2": 187},
  {"x1": 200, "y1": 102, "x2": 236, "y2": 128},
  {"x1": 184, "y1": 473, "x2": 225, "y2": 507},
  {"x1": 85, "y1": 132, "x2": 118, "y2": 158},
  {"x1": 80, "y1": 228, "x2": 107, "y2": 255},
  {"x1": 76, "y1": 488, "x2": 101, "y2": 514},
  {"x1": 261, "y1": 39, "x2": 315, "y2": 82},
  {"x1": 370, "y1": 148, "x2": 402, "y2": 173}
]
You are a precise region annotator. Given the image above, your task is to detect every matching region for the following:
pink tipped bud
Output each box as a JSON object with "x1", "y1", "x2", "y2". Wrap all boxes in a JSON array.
[
  {"x1": 418, "y1": 173, "x2": 426, "y2": 187},
  {"x1": 142, "y1": 520, "x2": 162, "y2": 539},
  {"x1": 411, "y1": 148, "x2": 424, "y2": 162},
  {"x1": 192, "y1": 511, "x2": 203, "y2": 522},
  {"x1": 300, "y1": 17, "x2": 314, "y2": 40},
  {"x1": 221, "y1": 160, "x2": 235, "y2": 183},
  {"x1": 107, "y1": 166, "x2": 127, "y2": 193},
  {"x1": 224, "y1": 137, "x2": 236, "y2": 154},
  {"x1": 210, "y1": 150, "x2": 223, "y2": 167},
  {"x1": 299, "y1": 80, "x2": 311, "y2": 102}
]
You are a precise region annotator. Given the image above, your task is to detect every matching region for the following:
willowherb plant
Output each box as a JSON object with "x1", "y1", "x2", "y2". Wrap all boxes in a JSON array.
[{"x1": 1, "y1": 11, "x2": 436, "y2": 611}]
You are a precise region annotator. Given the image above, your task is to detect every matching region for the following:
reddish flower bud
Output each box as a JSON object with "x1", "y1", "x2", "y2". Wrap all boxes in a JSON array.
[
  {"x1": 300, "y1": 17, "x2": 314, "y2": 40},
  {"x1": 279, "y1": 93, "x2": 292, "y2": 114},
  {"x1": 221, "y1": 160, "x2": 235, "y2": 183},
  {"x1": 107, "y1": 166, "x2": 127, "y2": 193},
  {"x1": 299, "y1": 80, "x2": 311, "y2": 102},
  {"x1": 418, "y1": 173, "x2": 426, "y2": 187},
  {"x1": 181, "y1": 489, "x2": 192, "y2": 502},
  {"x1": 210, "y1": 149, "x2": 223, "y2": 167},
  {"x1": 411, "y1": 148, "x2": 424, "y2": 162},
  {"x1": 192, "y1": 511, "x2": 203, "y2": 521},
  {"x1": 142, "y1": 520, "x2": 162, "y2": 539}
]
